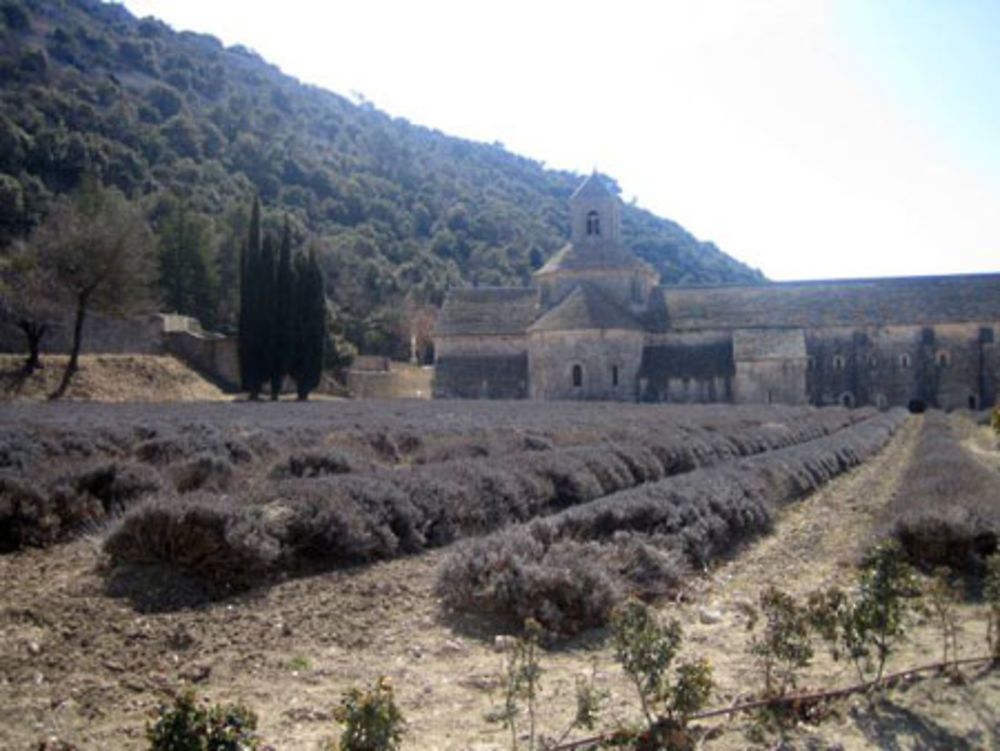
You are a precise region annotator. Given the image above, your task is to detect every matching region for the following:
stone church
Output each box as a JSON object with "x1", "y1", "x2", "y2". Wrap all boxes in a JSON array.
[{"x1": 433, "y1": 174, "x2": 1000, "y2": 410}]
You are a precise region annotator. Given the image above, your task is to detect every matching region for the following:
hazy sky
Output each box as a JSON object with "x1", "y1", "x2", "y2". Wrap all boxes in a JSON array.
[{"x1": 119, "y1": 0, "x2": 999, "y2": 281}]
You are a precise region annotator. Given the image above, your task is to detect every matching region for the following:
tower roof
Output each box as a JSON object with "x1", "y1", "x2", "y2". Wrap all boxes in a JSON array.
[
  {"x1": 535, "y1": 242, "x2": 657, "y2": 276},
  {"x1": 528, "y1": 284, "x2": 644, "y2": 333},
  {"x1": 570, "y1": 172, "x2": 615, "y2": 201}
]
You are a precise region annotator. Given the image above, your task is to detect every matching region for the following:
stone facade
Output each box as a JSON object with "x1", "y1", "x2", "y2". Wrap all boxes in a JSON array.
[{"x1": 433, "y1": 173, "x2": 1000, "y2": 410}]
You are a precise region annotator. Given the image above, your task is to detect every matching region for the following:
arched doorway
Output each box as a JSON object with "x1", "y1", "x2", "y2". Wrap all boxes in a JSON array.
[
  {"x1": 908, "y1": 399, "x2": 927, "y2": 414},
  {"x1": 968, "y1": 395, "x2": 979, "y2": 410},
  {"x1": 839, "y1": 391, "x2": 855, "y2": 408}
]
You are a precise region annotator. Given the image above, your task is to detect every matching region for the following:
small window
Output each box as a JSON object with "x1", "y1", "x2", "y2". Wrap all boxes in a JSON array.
[
  {"x1": 832, "y1": 354, "x2": 846, "y2": 370},
  {"x1": 572, "y1": 364, "x2": 583, "y2": 388},
  {"x1": 807, "y1": 356, "x2": 816, "y2": 370},
  {"x1": 969, "y1": 395, "x2": 979, "y2": 410},
  {"x1": 585, "y1": 210, "x2": 600, "y2": 236},
  {"x1": 840, "y1": 391, "x2": 855, "y2": 408},
  {"x1": 899, "y1": 353, "x2": 911, "y2": 368},
  {"x1": 630, "y1": 276, "x2": 642, "y2": 304},
  {"x1": 937, "y1": 351, "x2": 951, "y2": 367},
  {"x1": 868, "y1": 355, "x2": 878, "y2": 370},
  {"x1": 611, "y1": 365, "x2": 619, "y2": 387}
]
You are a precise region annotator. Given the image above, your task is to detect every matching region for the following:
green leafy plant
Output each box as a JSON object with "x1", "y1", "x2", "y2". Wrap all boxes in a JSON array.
[
  {"x1": 610, "y1": 600, "x2": 713, "y2": 748},
  {"x1": 285, "y1": 655, "x2": 311, "y2": 672},
  {"x1": 332, "y1": 676, "x2": 405, "y2": 751},
  {"x1": 809, "y1": 540, "x2": 918, "y2": 686},
  {"x1": 146, "y1": 689, "x2": 263, "y2": 751},
  {"x1": 990, "y1": 406, "x2": 1000, "y2": 436},
  {"x1": 745, "y1": 586, "x2": 814, "y2": 697},
  {"x1": 487, "y1": 619, "x2": 544, "y2": 751}
]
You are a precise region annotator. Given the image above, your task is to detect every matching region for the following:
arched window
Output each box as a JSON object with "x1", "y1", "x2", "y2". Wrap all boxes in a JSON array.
[
  {"x1": 969, "y1": 394, "x2": 979, "y2": 410},
  {"x1": 899, "y1": 353, "x2": 911, "y2": 368},
  {"x1": 586, "y1": 210, "x2": 600, "y2": 236},
  {"x1": 840, "y1": 391, "x2": 855, "y2": 408},
  {"x1": 937, "y1": 351, "x2": 951, "y2": 367},
  {"x1": 832, "y1": 354, "x2": 846, "y2": 371},
  {"x1": 572, "y1": 364, "x2": 583, "y2": 388},
  {"x1": 611, "y1": 365, "x2": 620, "y2": 388}
]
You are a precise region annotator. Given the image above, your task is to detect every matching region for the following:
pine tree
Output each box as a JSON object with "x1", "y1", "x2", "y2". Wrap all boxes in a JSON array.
[
  {"x1": 290, "y1": 249, "x2": 325, "y2": 400},
  {"x1": 271, "y1": 217, "x2": 294, "y2": 400},
  {"x1": 158, "y1": 198, "x2": 218, "y2": 328}
]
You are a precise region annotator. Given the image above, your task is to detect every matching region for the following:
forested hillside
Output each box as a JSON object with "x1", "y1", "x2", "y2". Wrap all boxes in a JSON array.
[{"x1": 0, "y1": 0, "x2": 764, "y2": 358}]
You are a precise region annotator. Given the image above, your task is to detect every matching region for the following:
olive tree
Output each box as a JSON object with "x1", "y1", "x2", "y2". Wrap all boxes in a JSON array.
[
  {"x1": 0, "y1": 241, "x2": 58, "y2": 373},
  {"x1": 33, "y1": 178, "x2": 156, "y2": 398}
]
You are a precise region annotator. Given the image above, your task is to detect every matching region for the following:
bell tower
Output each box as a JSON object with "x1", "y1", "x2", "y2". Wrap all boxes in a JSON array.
[{"x1": 570, "y1": 172, "x2": 621, "y2": 244}]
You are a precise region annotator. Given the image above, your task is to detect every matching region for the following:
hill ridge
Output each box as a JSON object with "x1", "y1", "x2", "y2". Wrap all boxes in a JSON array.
[{"x1": 0, "y1": 0, "x2": 764, "y2": 358}]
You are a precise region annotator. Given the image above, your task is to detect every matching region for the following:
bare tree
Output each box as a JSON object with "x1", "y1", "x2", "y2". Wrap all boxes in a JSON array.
[
  {"x1": 33, "y1": 178, "x2": 156, "y2": 399},
  {"x1": 0, "y1": 242, "x2": 58, "y2": 373}
]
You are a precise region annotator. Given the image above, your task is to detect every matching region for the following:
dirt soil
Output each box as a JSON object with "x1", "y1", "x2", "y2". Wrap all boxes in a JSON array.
[
  {"x1": 0, "y1": 355, "x2": 227, "y2": 403},
  {"x1": 2, "y1": 414, "x2": 999, "y2": 750}
]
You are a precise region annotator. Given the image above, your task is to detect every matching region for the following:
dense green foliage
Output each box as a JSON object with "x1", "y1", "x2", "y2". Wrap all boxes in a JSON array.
[
  {"x1": 0, "y1": 0, "x2": 763, "y2": 356},
  {"x1": 146, "y1": 690, "x2": 263, "y2": 751},
  {"x1": 331, "y1": 677, "x2": 405, "y2": 751}
]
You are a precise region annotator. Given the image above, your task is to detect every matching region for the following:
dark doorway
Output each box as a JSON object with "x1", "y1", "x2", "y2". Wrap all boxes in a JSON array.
[
  {"x1": 908, "y1": 399, "x2": 927, "y2": 414},
  {"x1": 969, "y1": 395, "x2": 979, "y2": 410}
]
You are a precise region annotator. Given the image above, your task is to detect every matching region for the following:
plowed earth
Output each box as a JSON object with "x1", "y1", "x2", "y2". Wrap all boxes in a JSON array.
[{"x1": 2, "y1": 413, "x2": 998, "y2": 750}]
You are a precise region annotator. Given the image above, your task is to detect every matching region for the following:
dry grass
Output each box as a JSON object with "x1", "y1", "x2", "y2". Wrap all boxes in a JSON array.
[{"x1": 0, "y1": 354, "x2": 227, "y2": 402}]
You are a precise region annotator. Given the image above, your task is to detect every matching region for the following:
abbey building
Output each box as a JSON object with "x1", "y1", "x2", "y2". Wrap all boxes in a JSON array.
[{"x1": 433, "y1": 174, "x2": 1000, "y2": 410}]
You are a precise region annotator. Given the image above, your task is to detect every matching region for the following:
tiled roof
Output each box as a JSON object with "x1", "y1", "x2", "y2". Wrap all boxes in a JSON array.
[
  {"x1": 536, "y1": 242, "x2": 655, "y2": 275},
  {"x1": 434, "y1": 288, "x2": 538, "y2": 336},
  {"x1": 662, "y1": 274, "x2": 1000, "y2": 330},
  {"x1": 570, "y1": 173, "x2": 615, "y2": 200},
  {"x1": 528, "y1": 284, "x2": 643, "y2": 333}
]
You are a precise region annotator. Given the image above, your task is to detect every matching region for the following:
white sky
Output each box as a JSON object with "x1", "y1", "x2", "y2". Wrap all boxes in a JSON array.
[{"x1": 119, "y1": 0, "x2": 1000, "y2": 281}]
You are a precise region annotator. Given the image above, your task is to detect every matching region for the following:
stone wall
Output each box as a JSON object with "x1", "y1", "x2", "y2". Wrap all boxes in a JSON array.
[
  {"x1": 162, "y1": 330, "x2": 239, "y2": 391},
  {"x1": 0, "y1": 312, "x2": 163, "y2": 355},
  {"x1": 433, "y1": 335, "x2": 529, "y2": 398},
  {"x1": 528, "y1": 329, "x2": 644, "y2": 400},
  {"x1": 805, "y1": 322, "x2": 998, "y2": 410},
  {"x1": 347, "y1": 364, "x2": 433, "y2": 399},
  {"x1": 637, "y1": 332, "x2": 734, "y2": 403},
  {"x1": 732, "y1": 329, "x2": 808, "y2": 405}
]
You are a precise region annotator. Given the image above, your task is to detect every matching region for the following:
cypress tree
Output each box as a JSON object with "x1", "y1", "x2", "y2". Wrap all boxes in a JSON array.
[
  {"x1": 291, "y1": 250, "x2": 325, "y2": 400},
  {"x1": 238, "y1": 197, "x2": 264, "y2": 399},
  {"x1": 271, "y1": 217, "x2": 294, "y2": 400},
  {"x1": 259, "y1": 231, "x2": 277, "y2": 398}
]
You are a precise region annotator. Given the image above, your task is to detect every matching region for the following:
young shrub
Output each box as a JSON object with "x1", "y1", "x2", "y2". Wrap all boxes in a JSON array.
[
  {"x1": 809, "y1": 540, "x2": 918, "y2": 686},
  {"x1": 611, "y1": 600, "x2": 713, "y2": 749},
  {"x1": 332, "y1": 676, "x2": 405, "y2": 751},
  {"x1": 745, "y1": 586, "x2": 814, "y2": 697},
  {"x1": 923, "y1": 567, "x2": 963, "y2": 668},
  {"x1": 487, "y1": 618, "x2": 544, "y2": 751},
  {"x1": 985, "y1": 554, "x2": 1000, "y2": 658},
  {"x1": 146, "y1": 689, "x2": 264, "y2": 750}
]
